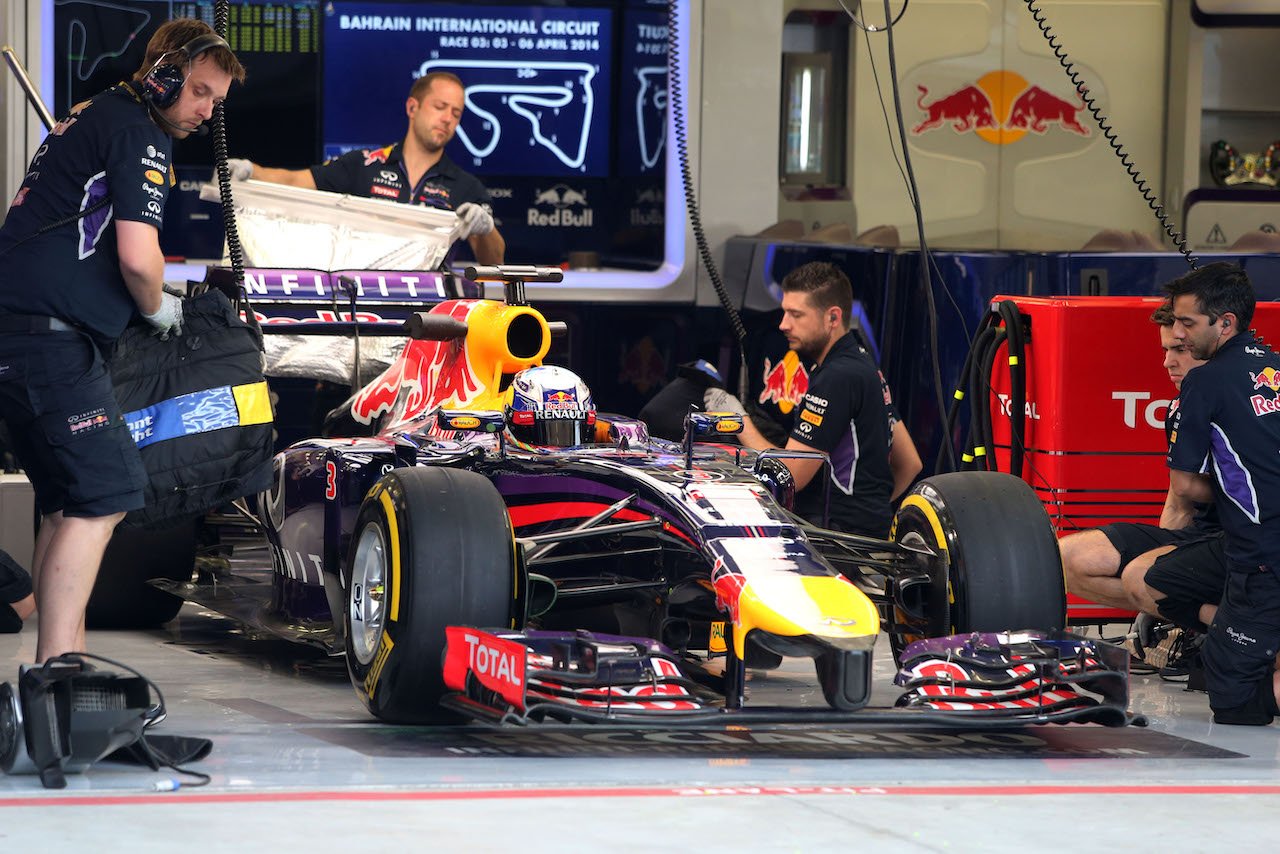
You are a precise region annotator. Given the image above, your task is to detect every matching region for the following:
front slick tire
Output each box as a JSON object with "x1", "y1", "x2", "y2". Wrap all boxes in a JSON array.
[
  {"x1": 891, "y1": 471, "x2": 1065, "y2": 653},
  {"x1": 344, "y1": 467, "x2": 518, "y2": 724}
]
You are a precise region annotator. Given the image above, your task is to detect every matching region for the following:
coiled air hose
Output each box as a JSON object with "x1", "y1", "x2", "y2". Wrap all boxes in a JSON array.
[{"x1": 666, "y1": 0, "x2": 749, "y2": 400}]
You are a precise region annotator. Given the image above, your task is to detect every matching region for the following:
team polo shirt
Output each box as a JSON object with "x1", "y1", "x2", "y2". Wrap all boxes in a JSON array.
[
  {"x1": 789, "y1": 332, "x2": 894, "y2": 538},
  {"x1": 1167, "y1": 332, "x2": 1280, "y2": 567},
  {"x1": 0, "y1": 82, "x2": 173, "y2": 346},
  {"x1": 311, "y1": 143, "x2": 491, "y2": 212},
  {"x1": 1164, "y1": 396, "x2": 1220, "y2": 533}
]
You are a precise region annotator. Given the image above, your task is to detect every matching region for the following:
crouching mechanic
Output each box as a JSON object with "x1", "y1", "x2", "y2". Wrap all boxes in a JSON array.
[
  {"x1": 227, "y1": 71, "x2": 504, "y2": 265},
  {"x1": 0, "y1": 19, "x2": 244, "y2": 660},
  {"x1": 1060, "y1": 302, "x2": 1227, "y2": 637},
  {"x1": 704, "y1": 262, "x2": 912, "y2": 538},
  {"x1": 1164, "y1": 262, "x2": 1280, "y2": 725}
]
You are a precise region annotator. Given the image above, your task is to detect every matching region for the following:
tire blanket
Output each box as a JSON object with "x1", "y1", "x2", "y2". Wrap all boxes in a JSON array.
[{"x1": 108, "y1": 288, "x2": 273, "y2": 527}]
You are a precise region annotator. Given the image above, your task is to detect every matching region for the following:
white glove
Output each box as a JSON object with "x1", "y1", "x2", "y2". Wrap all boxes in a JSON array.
[
  {"x1": 455, "y1": 202, "x2": 495, "y2": 238},
  {"x1": 142, "y1": 292, "x2": 184, "y2": 340},
  {"x1": 225, "y1": 158, "x2": 254, "y2": 182},
  {"x1": 703, "y1": 387, "x2": 745, "y2": 417}
]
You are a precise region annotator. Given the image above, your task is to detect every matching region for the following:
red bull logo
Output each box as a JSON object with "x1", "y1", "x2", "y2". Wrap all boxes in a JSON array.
[
  {"x1": 351, "y1": 300, "x2": 484, "y2": 426},
  {"x1": 1250, "y1": 367, "x2": 1280, "y2": 392},
  {"x1": 914, "y1": 71, "x2": 1090, "y2": 145},
  {"x1": 362, "y1": 147, "x2": 392, "y2": 166},
  {"x1": 543, "y1": 390, "x2": 577, "y2": 410},
  {"x1": 617, "y1": 336, "x2": 666, "y2": 394},
  {"x1": 1249, "y1": 366, "x2": 1280, "y2": 416},
  {"x1": 758, "y1": 351, "x2": 809, "y2": 415}
]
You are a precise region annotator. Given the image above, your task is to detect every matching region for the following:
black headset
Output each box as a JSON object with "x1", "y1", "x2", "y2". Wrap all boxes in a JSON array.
[{"x1": 140, "y1": 33, "x2": 229, "y2": 109}]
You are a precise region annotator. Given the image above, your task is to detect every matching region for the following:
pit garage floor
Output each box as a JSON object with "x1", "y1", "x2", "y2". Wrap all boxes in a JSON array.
[{"x1": 2, "y1": 608, "x2": 1278, "y2": 852}]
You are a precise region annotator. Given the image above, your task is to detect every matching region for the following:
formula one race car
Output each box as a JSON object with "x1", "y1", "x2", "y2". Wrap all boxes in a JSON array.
[{"x1": 154, "y1": 266, "x2": 1130, "y2": 727}]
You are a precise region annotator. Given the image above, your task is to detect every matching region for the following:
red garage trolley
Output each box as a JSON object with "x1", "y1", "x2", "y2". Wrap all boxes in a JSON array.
[{"x1": 986, "y1": 295, "x2": 1280, "y2": 624}]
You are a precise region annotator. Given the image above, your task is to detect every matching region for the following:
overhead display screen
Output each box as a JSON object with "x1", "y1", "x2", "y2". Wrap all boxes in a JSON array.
[
  {"x1": 618, "y1": 6, "x2": 668, "y2": 177},
  {"x1": 322, "y1": 2, "x2": 613, "y2": 177}
]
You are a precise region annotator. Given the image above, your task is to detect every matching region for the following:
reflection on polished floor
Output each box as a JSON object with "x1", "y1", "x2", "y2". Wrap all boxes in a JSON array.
[{"x1": 2, "y1": 609, "x2": 1278, "y2": 852}]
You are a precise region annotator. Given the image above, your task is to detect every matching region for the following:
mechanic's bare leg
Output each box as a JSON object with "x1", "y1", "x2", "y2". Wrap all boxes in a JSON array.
[
  {"x1": 30, "y1": 510, "x2": 62, "y2": 592},
  {"x1": 1121, "y1": 545, "x2": 1176, "y2": 616},
  {"x1": 35, "y1": 511, "x2": 124, "y2": 661},
  {"x1": 1060, "y1": 529, "x2": 1131, "y2": 610}
]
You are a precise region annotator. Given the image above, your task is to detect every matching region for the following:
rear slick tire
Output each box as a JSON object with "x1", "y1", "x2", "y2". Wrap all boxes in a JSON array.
[
  {"x1": 87, "y1": 518, "x2": 198, "y2": 629},
  {"x1": 344, "y1": 466, "x2": 519, "y2": 724},
  {"x1": 890, "y1": 471, "x2": 1066, "y2": 656}
]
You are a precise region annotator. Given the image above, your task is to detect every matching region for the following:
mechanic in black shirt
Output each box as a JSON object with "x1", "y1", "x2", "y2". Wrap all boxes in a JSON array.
[
  {"x1": 0, "y1": 19, "x2": 244, "y2": 660},
  {"x1": 1165, "y1": 261, "x2": 1280, "y2": 725},
  {"x1": 1060, "y1": 301, "x2": 1226, "y2": 638},
  {"x1": 228, "y1": 71, "x2": 505, "y2": 265},
  {"x1": 705, "y1": 262, "x2": 898, "y2": 538}
]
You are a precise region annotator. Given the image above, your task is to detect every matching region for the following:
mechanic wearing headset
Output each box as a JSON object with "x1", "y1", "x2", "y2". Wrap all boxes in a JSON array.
[
  {"x1": 0, "y1": 19, "x2": 244, "y2": 661},
  {"x1": 1164, "y1": 261, "x2": 1280, "y2": 725},
  {"x1": 705, "y1": 262, "x2": 912, "y2": 539},
  {"x1": 1060, "y1": 302, "x2": 1226, "y2": 659},
  {"x1": 226, "y1": 72, "x2": 505, "y2": 266}
]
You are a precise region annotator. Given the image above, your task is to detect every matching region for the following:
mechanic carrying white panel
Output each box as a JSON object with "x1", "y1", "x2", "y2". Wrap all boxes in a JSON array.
[{"x1": 227, "y1": 71, "x2": 505, "y2": 266}]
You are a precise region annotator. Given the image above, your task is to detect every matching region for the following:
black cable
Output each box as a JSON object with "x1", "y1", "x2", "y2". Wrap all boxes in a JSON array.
[
  {"x1": 1021, "y1": 0, "x2": 1197, "y2": 269},
  {"x1": 210, "y1": 0, "x2": 261, "y2": 341},
  {"x1": 996, "y1": 299, "x2": 1026, "y2": 477},
  {"x1": 959, "y1": 325, "x2": 997, "y2": 470},
  {"x1": 856, "y1": 17, "x2": 974, "y2": 363},
  {"x1": 975, "y1": 326, "x2": 1005, "y2": 472},
  {"x1": 876, "y1": 0, "x2": 955, "y2": 472},
  {"x1": 935, "y1": 311, "x2": 999, "y2": 473},
  {"x1": 666, "y1": 0, "x2": 749, "y2": 400},
  {"x1": 0, "y1": 197, "x2": 111, "y2": 261},
  {"x1": 838, "y1": 0, "x2": 910, "y2": 32}
]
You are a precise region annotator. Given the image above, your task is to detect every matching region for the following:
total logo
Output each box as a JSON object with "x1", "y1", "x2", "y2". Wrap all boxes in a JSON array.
[
  {"x1": 996, "y1": 393, "x2": 1041, "y2": 421},
  {"x1": 913, "y1": 71, "x2": 1089, "y2": 145},
  {"x1": 528, "y1": 183, "x2": 594, "y2": 227},
  {"x1": 1112, "y1": 391, "x2": 1171, "y2": 429}
]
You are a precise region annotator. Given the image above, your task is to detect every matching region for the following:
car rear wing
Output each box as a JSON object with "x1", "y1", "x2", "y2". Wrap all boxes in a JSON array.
[{"x1": 197, "y1": 265, "x2": 479, "y2": 334}]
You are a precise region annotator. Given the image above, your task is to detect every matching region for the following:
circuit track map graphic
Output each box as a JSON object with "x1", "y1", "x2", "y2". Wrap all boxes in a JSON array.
[
  {"x1": 417, "y1": 58, "x2": 597, "y2": 172},
  {"x1": 54, "y1": 0, "x2": 161, "y2": 115},
  {"x1": 324, "y1": 3, "x2": 612, "y2": 177},
  {"x1": 634, "y1": 66, "x2": 666, "y2": 171}
]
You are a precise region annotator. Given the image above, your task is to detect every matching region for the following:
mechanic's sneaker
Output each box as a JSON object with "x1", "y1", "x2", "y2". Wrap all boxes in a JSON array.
[
  {"x1": 1128, "y1": 653, "x2": 1158, "y2": 676},
  {"x1": 1160, "y1": 631, "x2": 1204, "y2": 681}
]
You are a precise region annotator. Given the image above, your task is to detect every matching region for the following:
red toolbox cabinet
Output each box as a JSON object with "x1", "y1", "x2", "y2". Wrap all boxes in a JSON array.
[{"x1": 987, "y1": 296, "x2": 1280, "y2": 623}]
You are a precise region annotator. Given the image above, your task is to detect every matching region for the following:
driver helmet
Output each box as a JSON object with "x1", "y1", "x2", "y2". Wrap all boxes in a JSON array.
[{"x1": 504, "y1": 365, "x2": 596, "y2": 448}]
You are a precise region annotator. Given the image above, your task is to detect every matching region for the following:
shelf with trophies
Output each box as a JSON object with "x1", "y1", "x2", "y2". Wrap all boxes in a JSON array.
[{"x1": 1165, "y1": 0, "x2": 1280, "y2": 253}]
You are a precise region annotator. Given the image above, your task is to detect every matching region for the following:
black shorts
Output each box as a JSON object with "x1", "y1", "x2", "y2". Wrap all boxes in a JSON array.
[
  {"x1": 0, "y1": 330, "x2": 145, "y2": 517},
  {"x1": 1202, "y1": 565, "x2": 1280, "y2": 717},
  {"x1": 1145, "y1": 533, "x2": 1228, "y2": 631},
  {"x1": 1098, "y1": 522, "x2": 1210, "y2": 576}
]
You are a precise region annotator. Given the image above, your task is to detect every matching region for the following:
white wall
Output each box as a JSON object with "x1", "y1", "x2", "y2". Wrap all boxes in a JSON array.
[
  {"x1": 0, "y1": 0, "x2": 47, "y2": 224},
  {"x1": 851, "y1": 0, "x2": 1168, "y2": 250},
  {"x1": 691, "y1": 0, "x2": 786, "y2": 305}
]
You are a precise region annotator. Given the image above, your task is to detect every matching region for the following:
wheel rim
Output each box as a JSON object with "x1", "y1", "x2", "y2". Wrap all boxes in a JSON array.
[{"x1": 350, "y1": 521, "x2": 388, "y2": 665}]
